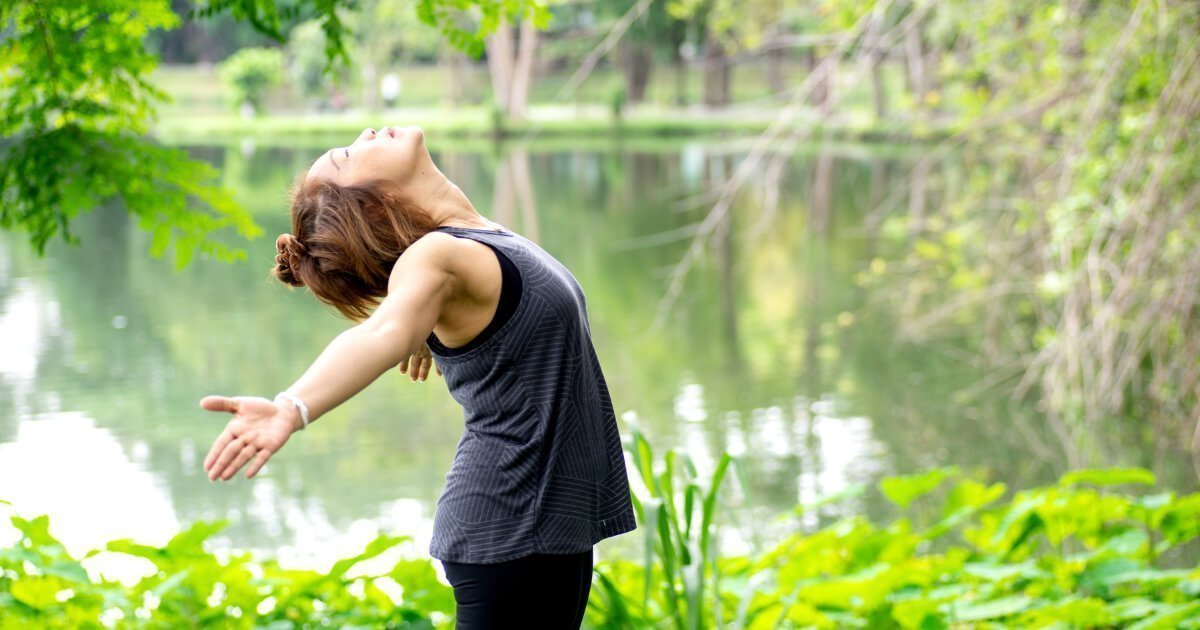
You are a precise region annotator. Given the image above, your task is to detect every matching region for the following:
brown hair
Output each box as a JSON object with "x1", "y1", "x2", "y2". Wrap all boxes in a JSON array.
[{"x1": 272, "y1": 175, "x2": 440, "y2": 321}]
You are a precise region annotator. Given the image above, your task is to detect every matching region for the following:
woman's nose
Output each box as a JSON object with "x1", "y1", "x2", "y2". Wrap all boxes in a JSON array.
[{"x1": 356, "y1": 128, "x2": 377, "y2": 143}]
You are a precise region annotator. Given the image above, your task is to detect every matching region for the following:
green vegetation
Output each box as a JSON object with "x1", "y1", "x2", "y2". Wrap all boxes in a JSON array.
[
  {"x1": 218, "y1": 48, "x2": 286, "y2": 115},
  {"x1": 1, "y1": 0, "x2": 548, "y2": 267},
  {"x1": 0, "y1": 0, "x2": 259, "y2": 267},
  {"x1": 3, "y1": 425, "x2": 1197, "y2": 628}
]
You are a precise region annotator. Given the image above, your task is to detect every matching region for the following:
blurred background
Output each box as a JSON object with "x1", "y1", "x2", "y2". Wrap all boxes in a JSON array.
[{"x1": 2, "y1": 0, "x2": 1198, "y2": 586}]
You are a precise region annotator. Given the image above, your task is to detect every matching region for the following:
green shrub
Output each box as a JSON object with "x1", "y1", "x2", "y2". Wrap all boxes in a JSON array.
[
  {"x1": 2, "y1": 433, "x2": 1198, "y2": 629},
  {"x1": 217, "y1": 48, "x2": 285, "y2": 116},
  {"x1": 591, "y1": 422, "x2": 1200, "y2": 628}
]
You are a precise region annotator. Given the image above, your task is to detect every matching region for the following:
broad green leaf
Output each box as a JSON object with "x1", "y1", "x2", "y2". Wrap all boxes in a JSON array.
[
  {"x1": 8, "y1": 576, "x2": 63, "y2": 610},
  {"x1": 1129, "y1": 602, "x2": 1200, "y2": 630},
  {"x1": 951, "y1": 595, "x2": 1037, "y2": 622},
  {"x1": 880, "y1": 467, "x2": 959, "y2": 509},
  {"x1": 962, "y1": 560, "x2": 1045, "y2": 582},
  {"x1": 1059, "y1": 468, "x2": 1156, "y2": 487}
]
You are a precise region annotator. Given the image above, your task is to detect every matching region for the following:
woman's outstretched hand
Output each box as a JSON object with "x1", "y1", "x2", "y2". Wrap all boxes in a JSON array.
[
  {"x1": 199, "y1": 395, "x2": 297, "y2": 481},
  {"x1": 398, "y1": 344, "x2": 441, "y2": 382}
]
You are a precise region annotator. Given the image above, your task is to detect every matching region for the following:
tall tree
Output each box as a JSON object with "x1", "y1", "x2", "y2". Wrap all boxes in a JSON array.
[{"x1": 485, "y1": 11, "x2": 546, "y2": 121}]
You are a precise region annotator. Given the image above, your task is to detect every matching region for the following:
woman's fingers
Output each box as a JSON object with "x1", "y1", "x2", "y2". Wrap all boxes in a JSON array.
[
  {"x1": 219, "y1": 441, "x2": 259, "y2": 481},
  {"x1": 203, "y1": 428, "x2": 236, "y2": 473},
  {"x1": 418, "y1": 357, "x2": 431, "y2": 381},
  {"x1": 398, "y1": 350, "x2": 439, "y2": 381},
  {"x1": 200, "y1": 395, "x2": 239, "y2": 413},
  {"x1": 245, "y1": 448, "x2": 274, "y2": 479},
  {"x1": 207, "y1": 436, "x2": 240, "y2": 481}
]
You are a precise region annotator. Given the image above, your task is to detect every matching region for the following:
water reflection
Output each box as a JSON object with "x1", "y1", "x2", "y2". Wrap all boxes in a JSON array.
[{"x1": 0, "y1": 412, "x2": 179, "y2": 579}]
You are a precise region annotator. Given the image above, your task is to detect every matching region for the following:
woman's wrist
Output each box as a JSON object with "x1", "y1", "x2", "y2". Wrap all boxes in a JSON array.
[{"x1": 274, "y1": 394, "x2": 307, "y2": 433}]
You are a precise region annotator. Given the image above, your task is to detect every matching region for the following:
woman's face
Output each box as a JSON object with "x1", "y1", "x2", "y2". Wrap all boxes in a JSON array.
[{"x1": 307, "y1": 126, "x2": 429, "y2": 188}]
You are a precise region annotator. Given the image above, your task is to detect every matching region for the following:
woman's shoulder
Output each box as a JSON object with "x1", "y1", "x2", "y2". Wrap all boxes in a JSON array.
[
  {"x1": 385, "y1": 230, "x2": 462, "y2": 291},
  {"x1": 389, "y1": 228, "x2": 508, "y2": 292}
]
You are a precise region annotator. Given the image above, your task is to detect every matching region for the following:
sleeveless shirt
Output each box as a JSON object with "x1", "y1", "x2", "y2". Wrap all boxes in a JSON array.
[
  {"x1": 424, "y1": 225, "x2": 639, "y2": 564},
  {"x1": 433, "y1": 237, "x2": 521, "y2": 356}
]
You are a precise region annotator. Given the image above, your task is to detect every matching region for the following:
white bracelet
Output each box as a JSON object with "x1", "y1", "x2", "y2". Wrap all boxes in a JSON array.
[{"x1": 275, "y1": 392, "x2": 310, "y2": 430}]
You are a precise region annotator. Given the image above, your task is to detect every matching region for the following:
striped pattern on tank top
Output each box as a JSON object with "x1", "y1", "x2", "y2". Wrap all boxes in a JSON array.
[{"x1": 424, "y1": 225, "x2": 638, "y2": 564}]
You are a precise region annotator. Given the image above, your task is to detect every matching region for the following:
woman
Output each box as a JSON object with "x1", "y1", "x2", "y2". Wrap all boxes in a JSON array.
[{"x1": 199, "y1": 126, "x2": 638, "y2": 628}]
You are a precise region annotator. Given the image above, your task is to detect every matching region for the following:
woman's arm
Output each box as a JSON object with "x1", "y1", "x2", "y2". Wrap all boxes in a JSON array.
[
  {"x1": 280, "y1": 245, "x2": 453, "y2": 424},
  {"x1": 200, "y1": 234, "x2": 457, "y2": 481}
]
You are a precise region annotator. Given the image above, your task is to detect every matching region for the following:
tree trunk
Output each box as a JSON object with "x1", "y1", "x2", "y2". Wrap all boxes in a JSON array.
[
  {"x1": 485, "y1": 18, "x2": 515, "y2": 114},
  {"x1": 441, "y1": 41, "x2": 466, "y2": 106},
  {"x1": 509, "y1": 17, "x2": 539, "y2": 120},
  {"x1": 904, "y1": 24, "x2": 926, "y2": 108},
  {"x1": 870, "y1": 53, "x2": 887, "y2": 119},
  {"x1": 702, "y1": 30, "x2": 731, "y2": 107},
  {"x1": 619, "y1": 39, "x2": 654, "y2": 104},
  {"x1": 765, "y1": 42, "x2": 785, "y2": 97},
  {"x1": 673, "y1": 58, "x2": 687, "y2": 106},
  {"x1": 485, "y1": 15, "x2": 538, "y2": 120},
  {"x1": 362, "y1": 61, "x2": 379, "y2": 113},
  {"x1": 805, "y1": 48, "x2": 826, "y2": 109}
]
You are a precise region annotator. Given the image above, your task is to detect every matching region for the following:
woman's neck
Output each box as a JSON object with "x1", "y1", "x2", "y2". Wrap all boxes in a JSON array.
[{"x1": 420, "y1": 177, "x2": 494, "y2": 229}]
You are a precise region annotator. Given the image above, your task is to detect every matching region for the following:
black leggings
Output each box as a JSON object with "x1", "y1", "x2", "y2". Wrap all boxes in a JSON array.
[{"x1": 440, "y1": 548, "x2": 594, "y2": 629}]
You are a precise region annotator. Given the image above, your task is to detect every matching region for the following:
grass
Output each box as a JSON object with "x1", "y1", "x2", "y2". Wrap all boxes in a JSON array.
[{"x1": 149, "y1": 62, "x2": 947, "y2": 145}]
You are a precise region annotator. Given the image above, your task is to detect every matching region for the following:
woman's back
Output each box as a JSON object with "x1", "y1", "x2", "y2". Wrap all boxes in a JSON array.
[{"x1": 424, "y1": 225, "x2": 638, "y2": 564}]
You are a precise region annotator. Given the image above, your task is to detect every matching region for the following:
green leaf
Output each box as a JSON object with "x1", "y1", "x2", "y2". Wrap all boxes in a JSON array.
[
  {"x1": 1059, "y1": 468, "x2": 1156, "y2": 487},
  {"x1": 880, "y1": 467, "x2": 959, "y2": 509},
  {"x1": 951, "y1": 595, "x2": 1037, "y2": 622},
  {"x1": 1128, "y1": 602, "x2": 1200, "y2": 630},
  {"x1": 1108, "y1": 598, "x2": 1161, "y2": 622},
  {"x1": 1080, "y1": 557, "x2": 1142, "y2": 591},
  {"x1": 962, "y1": 560, "x2": 1046, "y2": 582},
  {"x1": 8, "y1": 576, "x2": 61, "y2": 610},
  {"x1": 165, "y1": 519, "x2": 230, "y2": 557}
]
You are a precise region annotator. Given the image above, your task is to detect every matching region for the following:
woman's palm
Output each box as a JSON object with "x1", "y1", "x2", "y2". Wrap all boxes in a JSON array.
[{"x1": 200, "y1": 395, "x2": 294, "y2": 481}]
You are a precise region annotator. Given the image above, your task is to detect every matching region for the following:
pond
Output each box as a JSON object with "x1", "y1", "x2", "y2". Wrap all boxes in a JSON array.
[{"x1": 0, "y1": 135, "x2": 1192, "y2": 581}]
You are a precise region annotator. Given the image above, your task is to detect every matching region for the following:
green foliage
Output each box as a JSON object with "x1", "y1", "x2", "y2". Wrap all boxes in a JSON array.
[
  {"x1": 414, "y1": 0, "x2": 552, "y2": 59},
  {"x1": 287, "y1": 19, "x2": 342, "y2": 102},
  {"x1": 192, "y1": 0, "x2": 553, "y2": 64},
  {"x1": 586, "y1": 427, "x2": 1200, "y2": 629},
  {"x1": 189, "y1": 0, "x2": 356, "y2": 70},
  {"x1": 879, "y1": 466, "x2": 958, "y2": 509},
  {"x1": 2, "y1": 429, "x2": 1199, "y2": 629},
  {"x1": 218, "y1": 47, "x2": 285, "y2": 113},
  {"x1": 606, "y1": 416, "x2": 752, "y2": 629},
  {"x1": 0, "y1": 0, "x2": 260, "y2": 266},
  {"x1": 2, "y1": 0, "x2": 554, "y2": 264},
  {"x1": 0, "y1": 512, "x2": 456, "y2": 628}
]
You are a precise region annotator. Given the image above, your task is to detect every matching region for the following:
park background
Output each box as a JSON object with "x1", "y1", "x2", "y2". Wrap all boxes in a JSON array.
[{"x1": 2, "y1": 0, "x2": 1199, "y2": 627}]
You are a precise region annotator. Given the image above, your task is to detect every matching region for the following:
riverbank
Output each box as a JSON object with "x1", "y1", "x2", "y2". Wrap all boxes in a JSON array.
[{"x1": 151, "y1": 102, "x2": 942, "y2": 145}]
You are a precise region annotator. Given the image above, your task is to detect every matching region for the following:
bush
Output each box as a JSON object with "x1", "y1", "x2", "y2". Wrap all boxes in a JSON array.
[
  {"x1": 2, "y1": 429, "x2": 1198, "y2": 628},
  {"x1": 217, "y1": 48, "x2": 284, "y2": 116}
]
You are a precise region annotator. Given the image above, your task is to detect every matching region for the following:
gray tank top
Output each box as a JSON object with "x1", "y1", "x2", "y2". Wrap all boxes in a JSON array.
[{"x1": 425, "y1": 225, "x2": 638, "y2": 564}]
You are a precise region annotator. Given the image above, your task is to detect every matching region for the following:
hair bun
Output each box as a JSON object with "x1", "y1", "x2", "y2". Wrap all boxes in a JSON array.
[{"x1": 273, "y1": 233, "x2": 307, "y2": 287}]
